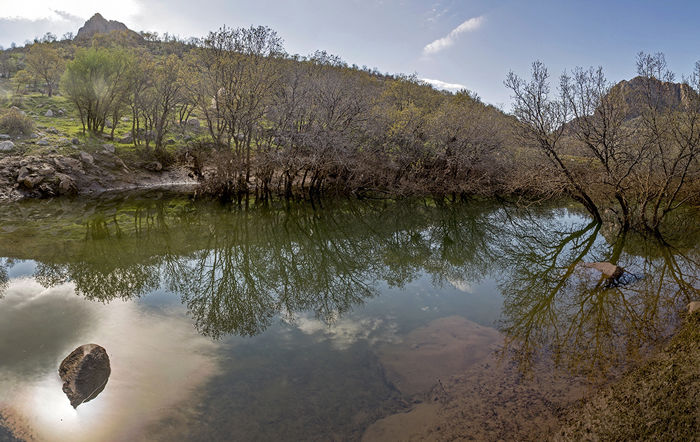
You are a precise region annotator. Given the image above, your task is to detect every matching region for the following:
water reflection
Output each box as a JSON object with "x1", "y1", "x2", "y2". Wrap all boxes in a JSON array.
[
  {"x1": 495, "y1": 207, "x2": 700, "y2": 376},
  {"x1": 0, "y1": 279, "x2": 219, "y2": 442},
  {"x1": 0, "y1": 194, "x2": 698, "y2": 440},
  {"x1": 0, "y1": 196, "x2": 501, "y2": 339}
]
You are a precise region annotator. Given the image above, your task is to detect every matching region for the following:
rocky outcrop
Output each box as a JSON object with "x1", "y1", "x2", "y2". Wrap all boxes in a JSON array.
[
  {"x1": 58, "y1": 344, "x2": 111, "y2": 408},
  {"x1": 0, "y1": 151, "x2": 197, "y2": 202},
  {"x1": 75, "y1": 13, "x2": 142, "y2": 42},
  {"x1": 610, "y1": 76, "x2": 697, "y2": 121}
]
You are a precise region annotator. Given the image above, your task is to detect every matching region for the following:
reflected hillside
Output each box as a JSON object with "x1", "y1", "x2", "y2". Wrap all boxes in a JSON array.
[
  {"x1": 495, "y1": 207, "x2": 700, "y2": 376},
  {"x1": 0, "y1": 193, "x2": 503, "y2": 338}
]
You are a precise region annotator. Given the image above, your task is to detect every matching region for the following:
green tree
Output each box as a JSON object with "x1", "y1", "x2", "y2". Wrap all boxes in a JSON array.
[
  {"x1": 12, "y1": 69, "x2": 33, "y2": 95},
  {"x1": 25, "y1": 43, "x2": 65, "y2": 97},
  {"x1": 61, "y1": 47, "x2": 134, "y2": 134}
]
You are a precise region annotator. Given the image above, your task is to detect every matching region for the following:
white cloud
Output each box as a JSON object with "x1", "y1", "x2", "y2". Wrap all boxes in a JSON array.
[
  {"x1": 423, "y1": 15, "x2": 484, "y2": 55},
  {"x1": 290, "y1": 313, "x2": 401, "y2": 351},
  {"x1": 421, "y1": 78, "x2": 467, "y2": 92},
  {"x1": 0, "y1": 2, "x2": 141, "y2": 24}
]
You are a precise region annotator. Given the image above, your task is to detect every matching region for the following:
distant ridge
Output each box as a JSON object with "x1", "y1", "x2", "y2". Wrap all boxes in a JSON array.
[{"x1": 74, "y1": 13, "x2": 142, "y2": 41}]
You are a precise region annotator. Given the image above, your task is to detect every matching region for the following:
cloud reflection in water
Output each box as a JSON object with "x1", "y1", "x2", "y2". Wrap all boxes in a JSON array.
[{"x1": 0, "y1": 278, "x2": 220, "y2": 442}]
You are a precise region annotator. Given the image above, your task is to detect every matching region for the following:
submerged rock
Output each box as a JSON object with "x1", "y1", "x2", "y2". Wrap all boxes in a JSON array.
[
  {"x1": 58, "y1": 344, "x2": 111, "y2": 408},
  {"x1": 581, "y1": 262, "x2": 624, "y2": 279},
  {"x1": 688, "y1": 301, "x2": 700, "y2": 314}
]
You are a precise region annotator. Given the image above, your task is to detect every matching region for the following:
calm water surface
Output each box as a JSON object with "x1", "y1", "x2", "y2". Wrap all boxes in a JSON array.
[{"x1": 0, "y1": 193, "x2": 697, "y2": 441}]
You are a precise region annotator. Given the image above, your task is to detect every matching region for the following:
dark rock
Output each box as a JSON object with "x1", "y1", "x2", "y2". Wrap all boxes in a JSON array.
[
  {"x1": 119, "y1": 134, "x2": 133, "y2": 144},
  {"x1": 145, "y1": 161, "x2": 163, "y2": 172},
  {"x1": 187, "y1": 118, "x2": 200, "y2": 129},
  {"x1": 53, "y1": 156, "x2": 82, "y2": 171},
  {"x1": 18, "y1": 173, "x2": 43, "y2": 189},
  {"x1": 58, "y1": 344, "x2": 111, "y2": 408},
  {"x1": 47, "y1": 127, "x2": 59, "y2": 134},
  {"x1": 71, "y1": 138, "x2": 80, "y2": 145},
  {"x1": 0, "y1": 134, "x2": 10, "y2": 140},
  {"x1": 37, "y1": 139, "x2": 50, "y2": 146},
  {"x1": 56, "y1": 173, "x2": 78, "y2": 195},
  {"x1": 36, "y1": 165, "x2": 55, "y2": 176},
  {"x1": 79, "y1": 151, "x2": 94, "y2": 165}
]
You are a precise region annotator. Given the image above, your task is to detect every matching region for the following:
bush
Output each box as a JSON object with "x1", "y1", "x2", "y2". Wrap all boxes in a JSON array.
[{"x1": 0, "y1": 108, "x2": 35, "y2": 136}]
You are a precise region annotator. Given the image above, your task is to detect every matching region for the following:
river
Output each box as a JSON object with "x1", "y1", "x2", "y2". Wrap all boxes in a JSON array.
[{"x1": 0, "y1": 192, "x2": 697, "y2": 441}]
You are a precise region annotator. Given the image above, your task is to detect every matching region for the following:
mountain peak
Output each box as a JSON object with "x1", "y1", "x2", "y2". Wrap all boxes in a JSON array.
[{"x1": 75, "y1": 13, "x2": 131, "y2": 40}]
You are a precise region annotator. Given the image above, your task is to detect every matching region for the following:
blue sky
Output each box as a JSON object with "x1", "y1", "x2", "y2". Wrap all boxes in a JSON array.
[{"x1": 2, "y1": 0, "x2": 700, "y2": 106}]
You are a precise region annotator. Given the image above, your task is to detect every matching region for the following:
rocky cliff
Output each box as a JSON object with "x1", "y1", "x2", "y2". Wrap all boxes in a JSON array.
[
  {"x1": 75, "y1": 13, "x2": 140, "y2": 41},
  {"x1": 611, "y1": 76, "x2": 696, "y2": 120}
]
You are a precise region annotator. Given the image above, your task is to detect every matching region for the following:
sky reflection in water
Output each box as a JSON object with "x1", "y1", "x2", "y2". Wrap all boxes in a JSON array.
[{"x1": 0, "y1": 194, "x2": 697, "y2": 440}]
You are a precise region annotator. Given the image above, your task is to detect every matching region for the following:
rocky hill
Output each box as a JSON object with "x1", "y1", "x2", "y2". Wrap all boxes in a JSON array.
[
  {"x1": 611, "y1": 76, "x2": 696, "y2": 120},
  {"x1": 75, "y1": 13, "x2": 142, "y2": 41}
]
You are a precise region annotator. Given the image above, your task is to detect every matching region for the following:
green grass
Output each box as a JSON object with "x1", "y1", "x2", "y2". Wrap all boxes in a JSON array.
[{"x1": 0, "y1": 85, "x2": 197, "y2": 161}]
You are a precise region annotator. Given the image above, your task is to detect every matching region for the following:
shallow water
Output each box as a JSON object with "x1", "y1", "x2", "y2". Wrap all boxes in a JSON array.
[{"x1": 0, "y1": 193, "x2": 697, "y2": 441}]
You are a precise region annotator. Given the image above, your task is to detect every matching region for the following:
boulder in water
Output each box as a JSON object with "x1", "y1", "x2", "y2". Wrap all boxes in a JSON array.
[
  {"x1": 688, "y1": 301, "x2": 700, "y2": 314},
  {"x1": 58, "y1": 344, "x2": 111, "y2": 408},
  {"x1": 582, "y1": 262, "x2": 624, "y2": 279}
]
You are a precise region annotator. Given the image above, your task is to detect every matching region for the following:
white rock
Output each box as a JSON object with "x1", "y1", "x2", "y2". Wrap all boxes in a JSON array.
[{"x1": 0, "y1": 140, "x2": 14, "y2": 151}]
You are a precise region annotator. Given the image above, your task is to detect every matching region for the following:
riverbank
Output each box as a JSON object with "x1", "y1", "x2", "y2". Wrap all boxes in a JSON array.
[
  {"x1": 556, "y1": 308, "x2": 699, "y2": 440},
  {"x1": 0, "y1": 151, "x2": 197, "y2": 201}
]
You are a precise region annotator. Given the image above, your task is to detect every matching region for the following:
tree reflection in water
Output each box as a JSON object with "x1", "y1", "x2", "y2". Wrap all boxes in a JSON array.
[
  {"x1": 3, "y1": 195, "x2": 499, "y2": 339},
  {"x1": 1, "y1": 194, "x2": 697, "y2": 376},
  {"x1": 495, "y1": 206, "x2": 700, "y2": 377}
]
